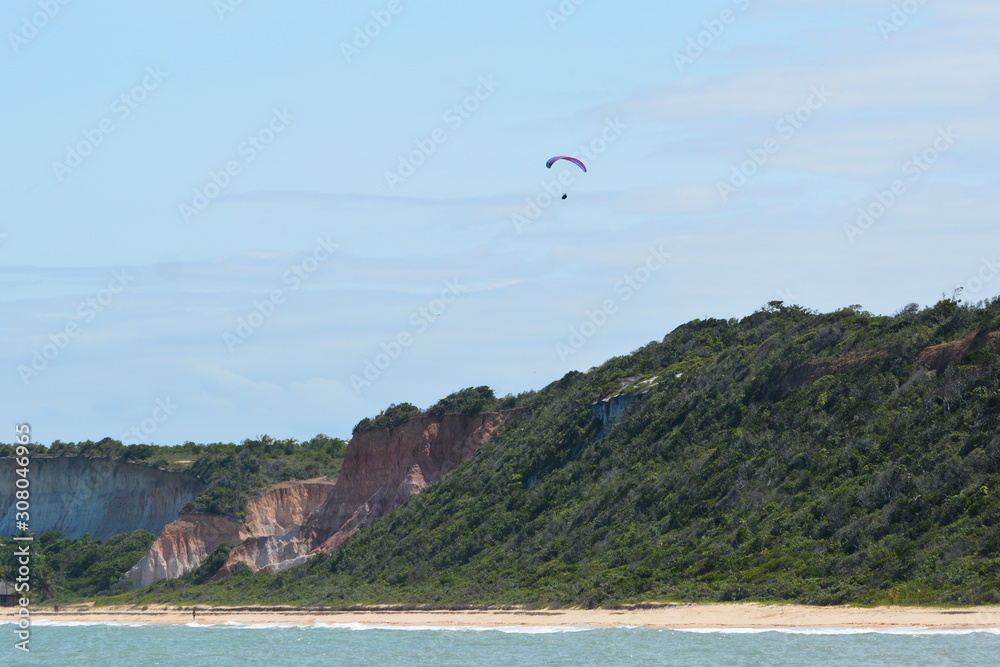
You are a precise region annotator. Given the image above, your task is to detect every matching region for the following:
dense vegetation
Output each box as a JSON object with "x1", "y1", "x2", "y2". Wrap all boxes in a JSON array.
[
  {"x1": 179, "y1": 434, "x2": 347, "y2": 518},
  {"x1": 351, "y1": 387, "x2": 522, "y2": 434},
  {"x1": 119, "y1": 298, "x2": 1000, "y2": 608},
  {"x1": 0, "y1": 530, "x2": 155, "y2": 601},
  {"x1": 352, "y1": 402, "x2": 426, "y2": 434}
]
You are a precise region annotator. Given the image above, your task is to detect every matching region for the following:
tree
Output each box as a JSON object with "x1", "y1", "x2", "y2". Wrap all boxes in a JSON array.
[{"x1": 426, "y1": 386, "x2": 498, "y2": 417}]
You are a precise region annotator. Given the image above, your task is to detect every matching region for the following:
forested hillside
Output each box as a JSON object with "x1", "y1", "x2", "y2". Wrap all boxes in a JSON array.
[{"x1": 125, "y1": 298, "x2": 1000, "y2": 607}]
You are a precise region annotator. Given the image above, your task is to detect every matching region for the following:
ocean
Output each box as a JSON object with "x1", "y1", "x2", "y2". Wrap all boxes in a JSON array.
[{"x1": 4, "y1": 622, "x2": 999, "y2": 666}]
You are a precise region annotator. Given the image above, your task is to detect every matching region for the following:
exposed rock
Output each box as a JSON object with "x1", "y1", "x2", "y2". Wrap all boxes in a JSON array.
[
  {"x1": 128, "y1": 411, "x2": 521, "y2": 585},
  {"x1": 591, "y1": 377, "x2": 658, "y2": 440},
  {"x1": 782, "y1": 350, "x2": 886, "y2": 390},
  {"x1": 0, "y1": 457, "x2": 203, "y2": 541},
  {"x1": 592, "y1": 394, "x2": 643, "y2": 440},
  {"x1": 241, "y1": 478, "x2": 337, "y2": 538},
  {"x1": 126, "y1": 512, "x2": 242, "y2": 588},
  {"x1": 214, "y1": 531, "x2": 313, "y2": 579},
  {"x1": 779, "y1": 330, "x2": 1000, "y2": 390},
  {"x1": 309, "y1": 412, "x2": 515, "y2": 552},
  {"x1": 127, "y1": 478, "x2": 335, "y2": 587},
  {"x1": 917, "y1": 330, "x2": 1000, "y2": 374},
  {"x1": 222, "y1": 411, "x2": 520, "y2": 576}
]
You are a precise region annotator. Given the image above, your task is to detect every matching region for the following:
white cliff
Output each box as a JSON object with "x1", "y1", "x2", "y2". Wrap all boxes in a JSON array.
[{"x1": 0, "y1": 457, "x2": 204, "y2": 541}]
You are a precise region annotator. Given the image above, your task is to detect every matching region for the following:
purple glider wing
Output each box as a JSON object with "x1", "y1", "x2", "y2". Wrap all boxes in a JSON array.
[{"x1": 545, "y1": 156, "x2": 587, "y2": 172}]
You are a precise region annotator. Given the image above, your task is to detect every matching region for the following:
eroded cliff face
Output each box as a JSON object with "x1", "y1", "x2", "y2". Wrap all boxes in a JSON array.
[
  {"x1": 127, "y1": 478, "x2": 335, "y2": 587},
  {"x1": 221, "y1": 411, "x2": 519, "y2": 576},
  {"x1": 0, "y1": 457, "x2": 203, "y2": 541},
  {"x1": 917, "y1": 330, "x2": 1000, "y2": 374},
  {"x1": 782, "y1": 350, "x2": 887, "y2": 390},
  {"x1": 126, "y1": 512, "x2": 242, "y2": 588},
  {"x1": 308, "y1": 411, "x2": 515, "y2": 552},
  {"x1": 777, "y1": 329, "x2": 1000, "y2": 390},
  {"x1": 129, "y1": 411, "x2": 520, "y2": 585},
  {"x1": 591, "y1": 377, "x2": 659, "y2": 441},
  {"x1": 592, "y1": 393, "x2": 646, "y2": 440}
]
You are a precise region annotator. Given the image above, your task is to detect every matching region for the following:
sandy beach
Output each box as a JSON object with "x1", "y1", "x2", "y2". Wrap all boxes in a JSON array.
[{"x1": 23, "y1": 603, "x2": 1000, "y2": 630}]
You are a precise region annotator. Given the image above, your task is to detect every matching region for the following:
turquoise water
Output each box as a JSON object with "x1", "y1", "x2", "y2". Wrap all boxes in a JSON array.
[{"x1": 4, "y1": 622, "x2": 999, "y2": 666}]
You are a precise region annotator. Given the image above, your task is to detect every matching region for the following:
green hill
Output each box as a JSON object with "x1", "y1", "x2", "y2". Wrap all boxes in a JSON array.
[{"x1": 128, "y1": 298, "x2": 1000, "y2": 606}]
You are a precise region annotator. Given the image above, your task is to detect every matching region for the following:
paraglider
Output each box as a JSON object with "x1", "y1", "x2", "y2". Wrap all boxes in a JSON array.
[
  {"x1": 546, "y1": 156, "x2": 587, "y2": 172},
  {"x1": 546, "y1": 156, "x2": 586, "y2": 199}
]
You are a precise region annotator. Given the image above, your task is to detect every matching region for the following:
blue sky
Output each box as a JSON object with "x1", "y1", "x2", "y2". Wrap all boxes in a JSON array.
[{"x1": 3, "y1": 0, "x2": 998, "y2": 445}]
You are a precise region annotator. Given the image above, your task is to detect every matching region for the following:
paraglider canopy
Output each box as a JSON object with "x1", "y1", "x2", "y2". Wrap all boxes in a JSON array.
[{"x1": 546, "y1": 156, "x2": 587, "y2": 172}]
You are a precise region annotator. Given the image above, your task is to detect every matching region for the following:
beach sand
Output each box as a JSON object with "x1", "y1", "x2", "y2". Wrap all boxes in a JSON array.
[{"x1": 24, "y1": 603, "x2": 1000, "y2": 630}]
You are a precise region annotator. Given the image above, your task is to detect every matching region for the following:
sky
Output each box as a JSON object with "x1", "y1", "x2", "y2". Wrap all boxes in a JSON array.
[{"x1": 2, "y1": 0, "x2": 998, "y2": 445}]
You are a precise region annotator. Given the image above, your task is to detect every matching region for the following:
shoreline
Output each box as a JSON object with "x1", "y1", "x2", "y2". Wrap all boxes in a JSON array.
[{"x1": 19, "y1": 603, "x2": 1000, "y2": 630}]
